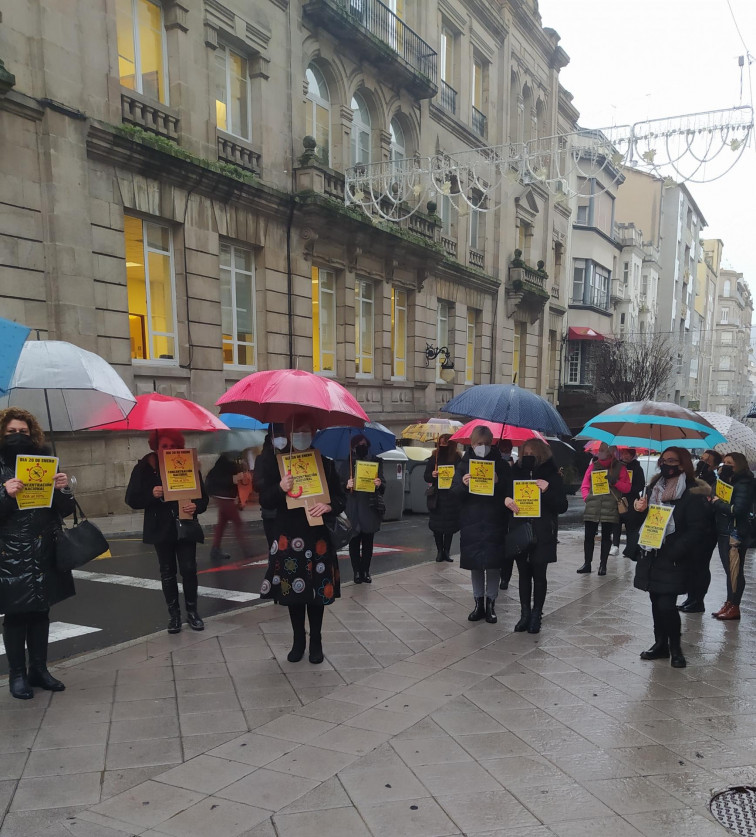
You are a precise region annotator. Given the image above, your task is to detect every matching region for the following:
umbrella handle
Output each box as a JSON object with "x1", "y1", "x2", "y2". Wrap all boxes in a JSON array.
[{"x1": 286, "y1": 471, "x2": 303, "y2": 499}]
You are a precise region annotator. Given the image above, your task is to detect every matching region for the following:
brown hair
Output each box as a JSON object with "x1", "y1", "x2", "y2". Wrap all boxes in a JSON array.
[
  {"x1": 521, "y1": 438, "x2": 552, "y2": 466},
  {"x1": 724, "y1": 451, "x2": 749, "y2": 474},
  {"x1": 148, "y1": 429, "x2": 186, "y2": 451},
  {"x1": 658, "y1": 446, "x2": 695, "y2": 482},
  {"x1": 0, "y1": 407, "x2": 45, "y2": 448}
]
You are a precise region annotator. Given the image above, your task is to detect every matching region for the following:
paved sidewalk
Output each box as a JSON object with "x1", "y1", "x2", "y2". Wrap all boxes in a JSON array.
[{"x1": 1, "y1": 530, "x2": 752, "y2": 837}]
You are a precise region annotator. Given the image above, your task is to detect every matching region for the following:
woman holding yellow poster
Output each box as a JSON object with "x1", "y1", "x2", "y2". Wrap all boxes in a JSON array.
[
  {"x1": 633, "y1": 447, "x2": 713, "y2": 669},
  {"x1": 451, "y1": 426, "x2": 514, "y2": 625},
  {"x1": 343, "y1": 434, "x2": 385, "y2": 584},
  {"x1": 423, "y1": 434, "x2": 461, "y2": 563},
  {"x1": 508, "y1": 440, "x2": 568, "y2": 634}
]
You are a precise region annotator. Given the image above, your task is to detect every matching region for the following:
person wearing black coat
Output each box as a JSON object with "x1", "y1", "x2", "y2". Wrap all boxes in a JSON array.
[
  {"x1": 612, "y1": 448, "x2": 646, "y2": 557},
  {"x1": 125, "y1": 429, "x2": 209, "y2": 634},
  {"x1": 343, "y1": 434, "x2": 386, "y2": 584},
  {"x1": 423, "y1": 433, "x2": 461, "y2": 563},
  {"x1": 509, "y1": 440, "x2": 568, "y2": 634},
  {"x1": 253, "y1": 424, "x2": 290, "y2": 548},
  {"x1": 633, "y1": 447, "x2": 713, "y2": 669},
  {"x1": 0, "y1": 407, "x2": 75, "y2": 700},
  {"x1": 708, "y1": 452, "x2": 755, "y2": 622},
  {"x1": 451, "y1": 425, "x2": 514, "y2": 625}
]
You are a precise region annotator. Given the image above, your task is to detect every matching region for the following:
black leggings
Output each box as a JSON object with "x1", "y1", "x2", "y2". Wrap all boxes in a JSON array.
[
  {"x1": 650, "y1": 591, "x2": 681, "y2": 645},
  {"x1": 2, "y1": 610, "x2": 49, "y2": 629},
  {"x1": 289, "y1": 602, "x2": 324, "y2": 641},
  {"x1": 155, "y1": 541, "x2": 199, "y2": 605},
  {"x1": 516, "y1": 556, "x2": 547, "y2": 611},
  {"x1": 433, "y1": 531, "x2": 454, "y2": 555},
  {"x1": 584, "y1": 521, "x2": 613, "y2": 563},
  {"x1": 349, "y1": 533, "x2": 374, "y2": 573}
]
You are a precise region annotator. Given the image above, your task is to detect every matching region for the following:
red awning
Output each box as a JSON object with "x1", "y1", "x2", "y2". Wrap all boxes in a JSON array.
[{"x1": 568, "y1": 326, "x2": 606, "y2": 341}]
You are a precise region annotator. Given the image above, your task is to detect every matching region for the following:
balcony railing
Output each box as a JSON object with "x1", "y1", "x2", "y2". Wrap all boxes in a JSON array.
[
  {"x1": 304, "y1": 0, "x2": 437, "y2": 97},
  {"x1": 217, "y1": 133, "x2": 261, "y2": 173},
  {"x1": 121, "y1": 92, "x2": 178, "y2": 140},
  {"x1": 472, "y1": 105, "x2": 487, "y2": 138},
  {"x1": 469, "y1": 248, "x2": 484, "y2": 270},
  {"x1": 439, "y1": 80, "x2": 457, "y2": 115},
  {"x1": 441, "y1": 235, "x2": 457, "y2": 258}
]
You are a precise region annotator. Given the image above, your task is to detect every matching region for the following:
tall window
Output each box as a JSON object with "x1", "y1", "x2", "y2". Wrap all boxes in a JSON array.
[
  {"x1": 472, "y1": 59, "x2": 483, "y2": 111},
  {"x1": 567, "y1": 341, "x2": 581, "y2": 385},
  {"x1": 440, "y1": 28, "x2": 454, "y2": 83},
  {"x1": 116, "y1": 0, "x2": 168, "y2": 103},
  {"x1": 513, "y1": 321, "x2": 526, "y2": 384},
  {"x1": 215, "y1": 45, "x2": 250, "y2": 140},
  {"x1": 721, "y1": 307, "x2": 729, "y2": 324},
  {"x1": 438, "y1": 194, "x2": 452, "y2": 235},
  {"x1": 717, "y1": 380, "x2": 729, "y2": 396},
  {"x1": 571, "y1": 259, "x2": 611, "y2": 310},
  {"x1": 465, "y1": 310, "x2": 476, "y2": 385},
  {"x1": 469, "y1": 206, "x2": 482, "y2": 251},
  {"x1": 125, "y1": 215, "x2": 176, "y2": 362},
  {"x1": 389, "y1": 117, "x2": 406, "y2": 176},
  {"x1": 723, "y1": 279, "x2": 731, "y2": 296},
  {"x1": 350, "y1": 92, "x2": 371, "y2": 167},
  {"x1": 311, "y1": 266, "x2": 336, "y2": 373},
  {"x1": 355, "y1": 278, "x2": 374, "y2": 376},
  {"x1": 391, "y1": 288, "x2": 407, "y2": 379},
  {"x1": 220, "y1": 244, "x2": 256, "y2": 368},
  {"x1": 436, "y1": 301, "x2": 450, "y2": 382},
  {"x1": 305, "y1": 65, "x2": 330, "y2": 166}
]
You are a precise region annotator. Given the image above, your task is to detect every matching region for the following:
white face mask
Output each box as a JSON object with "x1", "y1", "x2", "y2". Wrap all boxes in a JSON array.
[
  {"x1": 291, "y1": 432, "x2": 312, "y2": 451},
  {"x1": 473, "y1": 444, "x2": 490, "y2": 458},
  {"x1": 272, "y1": 436, "x2": 288, "y2": 451}
]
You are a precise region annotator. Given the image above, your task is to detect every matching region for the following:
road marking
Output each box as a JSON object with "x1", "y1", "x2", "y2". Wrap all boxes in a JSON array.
[
  {"x1": 0, "y1": 621, "x2": 101, "y2": 655},
  {"x1": 72, "y1": 570, "x2": 260, "y2": 603}
]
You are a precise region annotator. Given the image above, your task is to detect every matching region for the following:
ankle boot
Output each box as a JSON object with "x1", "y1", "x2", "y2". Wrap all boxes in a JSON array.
[
  {"x1": 717, "y1": 603, "x2": 740, "y2": 621},
  {"x1": 167, "y1": 608, "x2": 182, "y2": 634},
  {"x1": 162, "y1": 576, "x2": 181, "y2": 633},
  {"x1": 309, "y1": 636, "x2": 324, "y2": 664},
  {"x1": 527, "y1": 608, "x2": 542, "y2": 634},
  {"x1": 210, "y1": 547, "x2": 230, "y2": 561},
  {"x1": 669, "y1": 637, "x2": 687, "y2": 668},
  {"x1": 435, "y1": 549, "x2": 444, "y2": 562},
  {"x1": 677, "y1": 597, "x2": 693, "y2": 610},
  {"x1": 598, "y1": 558, "x2": 607, "y2": 576},
  {"x1": 468, "y1": 597, "x2": 485, "y2": 621},
  {"x1": 362, "y1": 560, "x2": 372, "y2": 584},
  {"x1": 712, "y1": 600, "x2": 731, "y2": 618},
  {"x1": 576, "y1": 562, "x2": 592, "y2": 573},
  {"x1": 514, "y1": 606, "x2": 531, "y2": 632},
  {"x1": 287, "y1": 605, "x2": 307, "y2": 662},
  {"x1": 485, "y1": 597, "x2": 497, "y2": 624},
  {"x1": 185, "y1": 600, "x2": 204, "y2": 631},
  {"x1": 306, "y1": 603, "x2": 324, "y2": 663},
  {"x1": 26, "y1": 619, "x2": 64, "y2": 691},
  {"x1": 3, "y1": 623, "x2": 33, "y2": 700},
  {"x1": 442, "y1": 550, "x2": 453, "y2": 563},
  {"x1": 640, "y1": 638, "x2": 669, "y2": 660}
]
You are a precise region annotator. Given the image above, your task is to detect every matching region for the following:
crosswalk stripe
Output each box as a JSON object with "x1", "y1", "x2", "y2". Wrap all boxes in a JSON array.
[
  {"x1": 72, "y1": 570, "x2": 260, "y2": 603},
  {"x1": 0, "y1": 621, "x2": 101, "y2": 655}
]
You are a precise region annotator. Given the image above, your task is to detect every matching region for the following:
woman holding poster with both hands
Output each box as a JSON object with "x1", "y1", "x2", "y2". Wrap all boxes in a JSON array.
[
  {"x1": 343, "y1": 434, "x2": 385, "y2": 584},
  {"x1": 423, "y1": 434, "x2": 461, "y2": 563}
]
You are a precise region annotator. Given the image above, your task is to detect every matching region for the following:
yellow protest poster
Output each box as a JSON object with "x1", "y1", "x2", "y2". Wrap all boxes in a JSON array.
[
  {"x1": 437, "y1": 465, "x2": 455, "y2": 490},
  {"x1": 716, "y1": 479, "x2": 734, "y2": 504},
  {"x1": 469, "y1": 460, "x2": 495, "y2": 496},
  {"x1": 591, "y1": 469, "x2": 610, "y2": 496},
  {"x1": 278, "y1": 450, "x2": 326, "y2": 499},
  {"x1": 14, "y1": 455, "x2": 58, "y2": 510},
  {"x1": 513, "y1": 480, "x2": 541, "y2": 518},
  {"x1": 161, "y1": 449, "x2": 199, "y2": 493},
  {"x1": 355, "y1": 461, "x2": 379, "y2": 493},
  {"x1": 638, "y1": 504, "x2": 674, "y2": 550}
]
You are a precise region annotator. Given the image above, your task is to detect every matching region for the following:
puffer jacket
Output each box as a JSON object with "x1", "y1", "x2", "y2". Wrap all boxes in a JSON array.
[
  {"x1": 633, "y1": 476, "x2": 713, "y2": 595},
  {"x1": 424, "y1": 453, "x2": 461, "y2": 535},
  {"x1": 712, "y1": 468, "x2": 755, "y2": 542},
  {"x1": 125, "y1": 453, "x2": 209, "y2": 545},
  {"x1": 343, "y1": 455, "x2": 386, "y2": 535},
  {"x1": 509, "y1": 456, "x2": 568, "y2": 564},
  {"x1": 581, "y1": 459, "x2": 631, "y2": 524},
  {"x1": 0, "y1": 455, "x2": 76, "y2": 614}
]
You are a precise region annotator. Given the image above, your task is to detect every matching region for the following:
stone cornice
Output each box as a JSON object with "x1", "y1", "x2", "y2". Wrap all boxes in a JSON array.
[
  {"x1": 436, "y1": 256, "x2": 500, "y2": 295},
  {"x1": 0, "y1": 89, "x2": 44, "y2": 121}
]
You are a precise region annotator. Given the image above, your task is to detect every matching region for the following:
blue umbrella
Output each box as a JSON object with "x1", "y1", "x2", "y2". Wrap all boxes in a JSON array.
[
  {"x1": 219, "y1": 413, "x2": 267, "y2": 430},
  {"x1": 0, "y1": 317, "x2": 30, "y2": 395},
  {"x1": 442, "y1": 384, "x2": 570, "y2": 436},
  {"x1": 312, "y1": 422, "x2": 396, "y2": 460}
]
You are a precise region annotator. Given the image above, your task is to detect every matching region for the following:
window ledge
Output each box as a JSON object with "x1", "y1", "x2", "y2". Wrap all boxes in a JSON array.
[{"x1": 132, "y1": 361, "x2": 187, "y2": 378}]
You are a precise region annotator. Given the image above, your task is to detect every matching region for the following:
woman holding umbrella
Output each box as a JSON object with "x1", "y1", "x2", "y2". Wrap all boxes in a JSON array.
[
  {"x1": 255, "y1": 414, "x2": 345, "y2": 664},
  {"x1": 125, "y1": 430, "x2": 209, "y2": 634},
  {"x1": 424, "y1": 433, "x2": 461, "y2": 563},
  {"x1": 344, "y1": 434, "x2": 385, "y2": 584},
  {"x1": 709, "y1": 452, "x2": 755, "y2": 621}
]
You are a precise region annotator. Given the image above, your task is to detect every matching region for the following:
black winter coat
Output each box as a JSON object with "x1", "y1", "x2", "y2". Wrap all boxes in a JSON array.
[
  {"x1": 0, "y1": 455, "x2": 76, "y2": 614},
  {"x1": 451, "y1": 448, "x2": 513, "y2": 571},
  {"x1": 206, "y1": 454, "x2": 240, "y2": 498},
  {"x1": 633, "y1": 477, "x2": 712, "y2": 595},
  {"x1": 125, "y1": 454, "x2": 209, "y2": 545},
  {"x1": 509, "y1": 457, "x2": 568, "y2": 564},
  {"x1": 424, "y1": 454, "x2": 461, "y2": 535},
  {"x1": 342, "y1": 455, "x2": 385, "y2": 535},
  {"x1": 712, "y1": 469, "x2": 755, "y2": 541},
  {"x1": 624, "y1": 459, "x2": 646, "y2": 503}
]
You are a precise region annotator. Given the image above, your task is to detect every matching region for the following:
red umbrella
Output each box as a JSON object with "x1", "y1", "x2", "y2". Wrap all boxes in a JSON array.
[
  {"x1": 216, "y1": 369, "x2": 368, "y2": 429},
  {"x1": 89, "y1": 393, "x2": 228, "y2": 431},
  {"x1": 450, "y1": 419, "x2": 546, "y2": 447}
]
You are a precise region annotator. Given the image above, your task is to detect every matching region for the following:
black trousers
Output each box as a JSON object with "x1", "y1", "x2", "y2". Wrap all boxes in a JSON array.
[
  {"x1": 349, "y1": 533, "x2": 374, "y2": 574},
  {"x1": 262, "y1": 515, "x2": 277, "y2": 549},
  {"x1": 717, "y1": 534, "x2": 747, "y2": 606},
  {"x1": 433, "y1": 531, "x2": 454, "y2": 556},
  {"x1": 584, "y1": 521, "x2": 613, "y2": 563},
  {"x1": 516, "y1": 555, "x2": 547, "y2": 611},
  {"x1": 155, "y1": 541, "x2": 199, "y2": 607},
  {"x1": 2, "y1": 610, "x2": 49, "y2": 630},
  {"x1": 650, "y1": 591, "x2": 681, "y2": 646},
  {"x1": 685, "y1": 536, "x2": 718, "y2": 603}
]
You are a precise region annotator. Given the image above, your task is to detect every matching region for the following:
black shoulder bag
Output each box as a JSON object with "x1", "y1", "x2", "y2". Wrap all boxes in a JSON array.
[{"x1": 55, "y1": 498, "x2": 110, "y2": 571}]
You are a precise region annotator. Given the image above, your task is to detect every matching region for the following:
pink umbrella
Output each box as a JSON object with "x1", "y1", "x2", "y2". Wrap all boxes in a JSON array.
[
  {"x1": 89, "y1": 393, "x2": 227, "y2": 432},
  {"x1": 583, "y1": 440, "x2": 653, "y2": 455},
  {"x1": 450, "y1": 419, "x2": 546, "y2": 447}
]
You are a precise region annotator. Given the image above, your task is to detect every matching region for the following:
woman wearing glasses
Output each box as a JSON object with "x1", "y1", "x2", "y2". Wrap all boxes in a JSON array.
[{"x1": 633, "y1": 447, "x2": 713, "y2": 668}]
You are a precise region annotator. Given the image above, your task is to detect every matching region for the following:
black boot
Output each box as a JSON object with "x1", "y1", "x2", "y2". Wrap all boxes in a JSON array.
[
  {"x1": 162, "y1": 576, "x2": 182, "y2": 634},
  {"x1": 184, "y1": 600, "x2": 204, "y2": 631},
  {"x1": 167, "y1": 608, "x2": 182, "y2": 634},
  {"x1": 598, "y1": 558, "x2": 607, "y2": 576},
  {"x1": 527, "y1": 608, "x2": 542, "y2": 634},
  {"x1": 362, "y1": 557, "x2": 372, "y2": 584},
  {"x1": 680, "y1": 600, "x2": 705, "y2": 613},
  {"x1": 435, "y1": 550, "x2": 444, "y2": 562},
  {"x1": 639, "y1": 638, "x2": 669, "y2": 660},
  {"x1": 26, "y1": 618, "x2": 65, "y2": 691},
  {"x1": 287, "y1": 605, "x2": 307, "y2": 662},
  {"x1": 576, "y1": 562, "x2": 592, "y2": 573},
  {"x1": 485, "y1": 597, "x2": 497, "y2": 624},
  {"x1": 514, "y1": 606, "x2": 531, "y2": 632},
  {"x1": 307, "y1": 603, "x2": 325, "y2": 664},
  {"x1": 442, "y1": 535, "x2": 453, "y2": 562},
  {"x1": 677, "y1": 597, "x2": 693, "y2": 610},
  {"x1": 500, "y1": 558, "x2": 514, "y2": 590},
  {"x1": 468, "y1": 597, "x2": 485, "y2": 621},
  {"x1": 669, "y1": 636, "x2": 686, "y2": 668},
  {"x1": 3, "y1": 622, "x2": 33, "y2": 700}
]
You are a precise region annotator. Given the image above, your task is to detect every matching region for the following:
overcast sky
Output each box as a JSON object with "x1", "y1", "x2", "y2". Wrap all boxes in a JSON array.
[{"x1": 537, "y1": 0, "x2": 756, "y2": 291}]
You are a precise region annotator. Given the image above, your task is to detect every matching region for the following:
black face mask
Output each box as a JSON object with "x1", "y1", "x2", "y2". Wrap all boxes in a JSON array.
[
  {"x1": 659, "y1": 463, "x2": 680, "y2": 479},
  {"x1": 719, "y1": 465, "x2": 734, "y2": 482},
  {"x1": 1, "y1": 433, "x2": 38, "y2": 460},
  {"x1": 695, "y1": 461, "x2": 709, "y2": 476},
  {"x1": 355, "y1": 445, "x2": 368, "y2": 458},
  {"x1": 520, "y1": 455, "x2": 536, "y2": 472}
]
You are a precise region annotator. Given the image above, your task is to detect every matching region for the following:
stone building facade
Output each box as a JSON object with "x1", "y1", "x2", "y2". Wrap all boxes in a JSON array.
[{"x1": 0, "y1": 0, "x2": 577, "y2": 513}]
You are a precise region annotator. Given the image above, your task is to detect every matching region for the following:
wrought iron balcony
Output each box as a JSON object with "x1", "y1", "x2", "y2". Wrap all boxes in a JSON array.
[
  {"x1": 439, "y1": 80, "x2": 457, "y2": 115},
  {"x1": 303, "y1": 0, "x2": 437, "y2": 99},
  {"x1": 472, "y1": 105, "x2": 487, "y2": 138}
]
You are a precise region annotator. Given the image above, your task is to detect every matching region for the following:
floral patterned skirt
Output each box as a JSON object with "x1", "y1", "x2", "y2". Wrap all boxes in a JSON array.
[{"x1": 260, "y1": 511, "x2": 341, "y2": 606}]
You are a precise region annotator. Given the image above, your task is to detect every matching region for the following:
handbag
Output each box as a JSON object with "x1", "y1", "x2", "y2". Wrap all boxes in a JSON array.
[
  {"x1": 610, "y1": 487, "x2": 629, "y2": 515},
  {"x1": 504, "y1": 521, "x2": 535, "y2": 560},
  {"x1": 54, "y1": 498, "x2": 110, "y2": 571},
  {"x1": 426, "y1": 484, "x2": 438, "y2": 512},
  {"x1": 325, "y1": 512, "x2": 357, "y2": 550},
  {"x1": 175, "y1": 517, "x2": 204, "y2": 543}
]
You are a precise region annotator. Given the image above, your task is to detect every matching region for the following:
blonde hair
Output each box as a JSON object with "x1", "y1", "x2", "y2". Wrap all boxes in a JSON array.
[
  {"x1": 470, "y1": 425, "x2": 493, "y2": 445},
  {"x1": 521, "y1": 438, "x2": 552, "y2": 465}
]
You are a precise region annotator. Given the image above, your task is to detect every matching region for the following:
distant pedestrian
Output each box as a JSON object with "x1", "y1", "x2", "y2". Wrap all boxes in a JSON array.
[
  {"x1": 611, "y1": 448, "x2": 645, "y2": 557},
  {"x1": 424, "y1": 434, "x2": 460, "y2": 563},
  {"x1": 343, "y1": 434, "x2": 385, "y2": 584},
  {"x1": 206, "y1": 452, "x2": 248, "y2": 561}
]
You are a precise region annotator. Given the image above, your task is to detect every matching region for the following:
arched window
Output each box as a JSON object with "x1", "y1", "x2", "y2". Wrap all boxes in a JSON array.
[
  {"x1": 389, "y1": 117, "x2": 406, "y2": 162},
  {"x1": 522, "y1": 85, "x2": 533, "y2": 143},
  {"x1": 350, "y1": 92, "x2": 371, "y2": 166},
  {"x1": 305, "y1": 64, "x2": 330, "y2": 166},
  {"x1": 509, "y1": 71, "x2": 519, "y2": 145}
]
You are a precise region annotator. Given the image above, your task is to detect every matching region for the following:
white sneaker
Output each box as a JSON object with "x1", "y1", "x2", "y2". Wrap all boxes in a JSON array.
[{"x1": 609, "y1": 546, "x2": 620, "y2": 556}]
